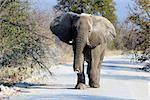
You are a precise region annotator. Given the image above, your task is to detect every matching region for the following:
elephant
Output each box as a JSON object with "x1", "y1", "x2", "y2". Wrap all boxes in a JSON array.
[{"x1": 50, "y1": 12, "x2": 116, "y2": 89}]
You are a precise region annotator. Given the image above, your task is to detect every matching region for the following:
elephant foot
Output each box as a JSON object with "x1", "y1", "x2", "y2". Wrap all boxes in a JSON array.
[
  {"x1": 75, "y1": 83, "x2": 86, "y2": 90},
  {"x1": 89, "y1": 82, "x2": 100, "y2": 88}
]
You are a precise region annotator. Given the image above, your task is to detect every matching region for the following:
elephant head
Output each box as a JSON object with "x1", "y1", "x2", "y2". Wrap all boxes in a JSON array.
[{"x1": 50, "y1": 12, "x2": 116, "y2": 73}]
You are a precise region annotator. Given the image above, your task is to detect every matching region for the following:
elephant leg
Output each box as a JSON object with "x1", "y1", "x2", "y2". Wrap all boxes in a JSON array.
[
  {"x1": 88, "y1": 45, "x2": 105, "y2": 88},
  {"x1": 75, "y1": 63, "x2": 86, "y2": 89}
]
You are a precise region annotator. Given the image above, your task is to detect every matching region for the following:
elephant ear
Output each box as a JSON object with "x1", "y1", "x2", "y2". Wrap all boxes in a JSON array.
[
  {"x1": 50, "y1": 12, "x2": 79, "y2": 44},
  {"x1": 88, "y1": 16, "x2": 116, "y2": 48}
]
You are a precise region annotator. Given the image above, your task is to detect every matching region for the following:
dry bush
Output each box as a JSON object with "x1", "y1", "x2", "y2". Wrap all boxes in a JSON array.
[
  {"x1": 31, "y1": 10, "x2": 73, "y2": 64},
  {"x1": 0, "y1": 65, "x2": 34, "y2": 83},
  {"x1": 0, "y1": 8, "x2": 72, "y2": 84}
]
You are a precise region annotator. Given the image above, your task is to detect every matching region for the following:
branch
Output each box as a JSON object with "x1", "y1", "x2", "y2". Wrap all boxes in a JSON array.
[
  {"x1": 145, "y1": 10, "x2": 150, "y2": 18},
  {"x1": 0, "y1": 18, "x2": 28, "y2": 28},
  {"x1": 0, "y1": 0, "x2": 8, "y2": 11},
  {"x1": 32, "y1": 55, "x2": 52, "y2": 76},
  {"x1": 1, "y1": 18, "x2": 55, "y2": 42},
  {"x1": 33, "y1": 31, "x2": 55, "y2": 42}
]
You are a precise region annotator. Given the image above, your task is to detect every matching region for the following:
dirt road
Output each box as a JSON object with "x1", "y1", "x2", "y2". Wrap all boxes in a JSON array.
[{"x1": 10, "y1": 56, "x2": 150, "y2": 100}]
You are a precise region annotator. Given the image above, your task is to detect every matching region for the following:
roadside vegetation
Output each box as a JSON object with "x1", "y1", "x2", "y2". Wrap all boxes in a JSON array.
[
  {"x1": 0, "y1": 0, "x2": 149, "y2": 87},
  {"x1": 121, "y1": 0, "x2": 149, "y2": 71},
  {"x1": 0, "y1": 0, "x2": 71, "y2": 85}
]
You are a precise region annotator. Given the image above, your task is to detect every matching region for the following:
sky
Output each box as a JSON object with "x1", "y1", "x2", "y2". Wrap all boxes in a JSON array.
[
  {"x1": 33, "y1": 0, "x2": 134, "y2": 22},
  {"x1": 114, "y1": 0, "x2": 134, "y2": 22}
]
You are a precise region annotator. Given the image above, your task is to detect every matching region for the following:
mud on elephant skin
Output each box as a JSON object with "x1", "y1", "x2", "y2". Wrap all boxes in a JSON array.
[{"x1": 50, "y1": 12, "x2": 116, "y2": 89}]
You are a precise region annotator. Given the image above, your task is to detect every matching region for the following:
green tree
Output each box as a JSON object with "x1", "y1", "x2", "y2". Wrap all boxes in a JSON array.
[
  {"x1": 54, "y1": 0, "x2": 117, "y2": 24},
  {"x1": 128, "y1": 0, "x2": 149, "y2": 61},
  {"x1": 125, "y1": 0, "x2": 150, "y2": 71},
  {"x1": 0, "y1": 0, "x2": 45, "y2": 68}
]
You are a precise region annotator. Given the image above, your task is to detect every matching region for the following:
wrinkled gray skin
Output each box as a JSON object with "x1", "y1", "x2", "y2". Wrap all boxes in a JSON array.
[{"x1": 50, "y1": 12, "x2": 116, "y2": 89}]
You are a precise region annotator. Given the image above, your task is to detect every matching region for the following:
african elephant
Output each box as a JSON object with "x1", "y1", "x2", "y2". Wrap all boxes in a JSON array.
[{"x1": 50, "y1": 12, "x2": 116, "y2": 89}]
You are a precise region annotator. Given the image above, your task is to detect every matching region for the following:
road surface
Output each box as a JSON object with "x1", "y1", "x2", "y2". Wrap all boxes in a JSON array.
[{"x1": 10, "y1": 56, "x2": 150, "y2": 100}]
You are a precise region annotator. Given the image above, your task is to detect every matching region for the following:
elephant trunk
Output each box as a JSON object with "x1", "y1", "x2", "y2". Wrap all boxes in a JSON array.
[{"x1": 73, "y1": 35, "x2": 87, "y2": 73}]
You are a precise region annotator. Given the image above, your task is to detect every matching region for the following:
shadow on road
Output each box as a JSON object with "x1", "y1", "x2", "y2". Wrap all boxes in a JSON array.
[
  {"x1": 102, "y1": 65, "x2": 139, "y2": 72},
  {"x1": 102, "y1": 74, "x2": 150, "y2": 81},
  {"x1": 103, "y1": 60, "x2": 139, "y2": 65},
  {"x1": 17, "y1": 94, "x2": 131, "y2": 100}
]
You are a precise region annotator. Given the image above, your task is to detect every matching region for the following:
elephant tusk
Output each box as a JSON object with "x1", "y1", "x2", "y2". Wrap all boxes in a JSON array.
[
  {"x1": 69, "y1": 40, "x2": 73, "y2": 44},
  {"x1": 87, "y1": 38, "x2": 90, "y2": 46},
  {"x1": 75, "y1": 69, "x2": 80, "y2": 74}
]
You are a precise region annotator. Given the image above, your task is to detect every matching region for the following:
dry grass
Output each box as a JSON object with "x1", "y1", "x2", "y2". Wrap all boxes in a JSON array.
[
  {"x1": 59, "y1": 50, "x2": 123, "y2": 64},
  {"x1": 0, "y1": 66, "x2": 34, "y2": 83},
  {"x1": 105, "y1": 50, "x2": 123, "y2": 57},
  {"x1": 58, "y1": 53, "x2": 73, "y2": 64}
]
